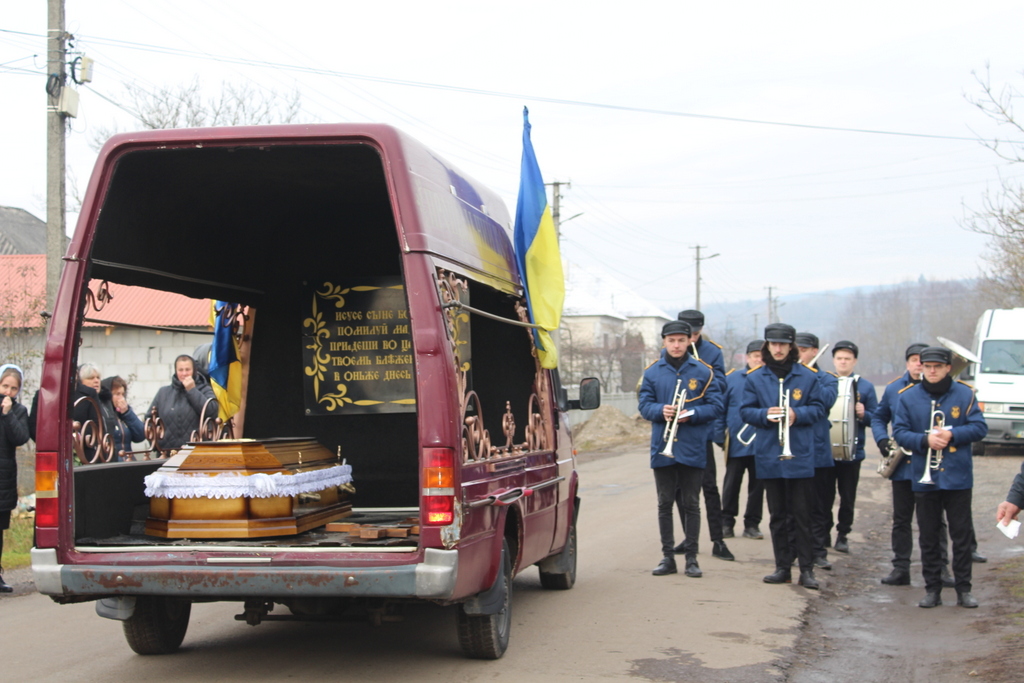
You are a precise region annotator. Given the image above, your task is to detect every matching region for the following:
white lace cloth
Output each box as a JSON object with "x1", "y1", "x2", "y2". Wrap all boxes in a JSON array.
[{"x1": 144, "y1": 464, "x2": 353, "y2": 499}]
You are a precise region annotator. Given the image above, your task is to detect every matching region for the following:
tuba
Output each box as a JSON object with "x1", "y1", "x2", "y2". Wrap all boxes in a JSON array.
[
  {"x1": 919, "y1": 400, "x2": 945, "y2": 485},
  {"x1": 660, "y1": 379, "x2": 688, "y2": 457}
]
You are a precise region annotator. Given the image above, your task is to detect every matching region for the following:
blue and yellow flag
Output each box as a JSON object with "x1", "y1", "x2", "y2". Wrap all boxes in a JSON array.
[
  {"x1": 513, "y1": 107, "x2": 564, "y2": 369},
  {"x1": 209, "y1": 301, "x2": 242, "y2": 421}
]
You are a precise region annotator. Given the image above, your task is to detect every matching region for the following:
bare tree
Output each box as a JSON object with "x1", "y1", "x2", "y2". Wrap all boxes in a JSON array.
[
  {"x1": 90, "y1": 78, "x2": 302, "y2": 150},
  {"x1": 964, "y1": 67, "x2": 1024, "y2": 306}
]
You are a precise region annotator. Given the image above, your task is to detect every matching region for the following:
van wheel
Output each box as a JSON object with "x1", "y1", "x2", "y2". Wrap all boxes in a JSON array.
[
  {"x1": 457, "y1": 539, "x2": 512, "y2": 659},
  {"x1": 974, "y1": 441, "x2": 987, "y2": 456},
  {"x1": 539, "y1": 522, "x2": 577, "y2": 590},
  {"x1": 122, "y1": 596, "x2": 191, "y2": 655}
]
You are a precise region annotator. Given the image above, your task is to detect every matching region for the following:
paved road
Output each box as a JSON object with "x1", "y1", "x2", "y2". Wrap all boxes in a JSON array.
[{"x1": 3, "y1": 447, "x2": 1023, "y2": 681}]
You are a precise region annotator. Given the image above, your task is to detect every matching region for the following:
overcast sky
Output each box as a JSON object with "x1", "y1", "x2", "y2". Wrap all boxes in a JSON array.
[{"x1": 2, "y1": 1, "x2": 1022, "y2": 315}]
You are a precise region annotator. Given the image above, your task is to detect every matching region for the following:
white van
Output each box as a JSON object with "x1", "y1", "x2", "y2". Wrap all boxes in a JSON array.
[{"x1": 967, "y1": 308, "x2": 1024, "y2": 454}]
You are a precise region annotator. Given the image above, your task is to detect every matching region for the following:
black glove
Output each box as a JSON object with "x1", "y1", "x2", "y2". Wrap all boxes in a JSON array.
[{"x1": 877, "y1": 438, "x2": 890, "y2": 454}]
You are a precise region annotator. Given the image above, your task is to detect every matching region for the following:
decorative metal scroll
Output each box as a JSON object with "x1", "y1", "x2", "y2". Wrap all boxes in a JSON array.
[
  {"x1": 436, "y1": 269, "x2": 552, "y2": 462},
  {"x1": 84, "y1": 280, "x2": 113, "y2": 314}
]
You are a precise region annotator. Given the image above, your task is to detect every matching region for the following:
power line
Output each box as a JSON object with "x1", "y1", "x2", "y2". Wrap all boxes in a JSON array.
[{"x1": 1, "y1": 27, "x2": 1005, "y2": 144}]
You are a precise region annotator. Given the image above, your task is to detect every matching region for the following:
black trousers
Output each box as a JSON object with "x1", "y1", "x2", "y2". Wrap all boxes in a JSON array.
[
  {"x1": 721, "y1": 455, "x2": 763, "y2": 530},
  {"x1": 915, "y1": 488, "x2": 974, "y2": 593},
  {"x1": 891, "y1": 479, "x2": 948, "y2": 571},
  {"x1": 811, "y1": 466, "x2": 832, "y2": 559},
  {"x1": 676, "y1": 441, "x2": 723, "y2": 544},
  {"x1": 818, "y1": 459, "x2": 862, "y2": 540},
  {"x1": 655, "y1": 463, "x2": 704, "y2": 557},
  {"x1": 764, "y1": 476, "x2": 815, "y2": 572}
]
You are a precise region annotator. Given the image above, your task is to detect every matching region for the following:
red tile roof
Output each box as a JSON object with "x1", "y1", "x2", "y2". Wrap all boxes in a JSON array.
[{"x1": 0, "y1": 254, "x2": 210, "y2": 329}]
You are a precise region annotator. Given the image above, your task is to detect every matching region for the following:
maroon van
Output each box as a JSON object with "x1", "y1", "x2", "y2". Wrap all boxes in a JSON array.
[{"x1": 31, "y1": 124, "x2": 599, "y2": 659}]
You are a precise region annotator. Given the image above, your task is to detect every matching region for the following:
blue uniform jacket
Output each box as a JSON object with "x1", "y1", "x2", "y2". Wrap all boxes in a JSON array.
[
  {"x1": 892, "y1": 380, "x2": 988, "y2": 492},
  {"x1": 639, "y1": 350, "x2": 724, "y2": 469},
  {"x1": 813, "y1": 368, "x2": 838, "y2": 468},
  {"x1": 870, "y1": 371, "x2": 917, "y2": 481},
  {"x1": 835, "y1": 375, "x2": 877, "y2": 462},
  {"x1": 740, "y1": 363, "x2": 826, "y2": 479},
  {"x1": 693, "y1": 336, "x2": 726, "y2": 444},
  {"x1": 719, "y1": 367, "x2": 758, "y2": 458}
]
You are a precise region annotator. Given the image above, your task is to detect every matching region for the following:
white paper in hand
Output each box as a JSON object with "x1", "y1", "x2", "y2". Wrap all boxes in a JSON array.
[{"x1": 997, "y1": 518, "x2": 1021, "y2": 539}]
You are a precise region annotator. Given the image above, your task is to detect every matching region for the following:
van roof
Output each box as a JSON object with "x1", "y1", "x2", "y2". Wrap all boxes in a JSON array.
[{"x1": 981, "y1": 308, "x2": 1024, "y2": 339}]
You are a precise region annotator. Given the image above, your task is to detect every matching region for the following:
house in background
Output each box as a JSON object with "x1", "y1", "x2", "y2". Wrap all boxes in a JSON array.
[{"x1": 560, "y1": 260, "x2": 671, "y2": 393}]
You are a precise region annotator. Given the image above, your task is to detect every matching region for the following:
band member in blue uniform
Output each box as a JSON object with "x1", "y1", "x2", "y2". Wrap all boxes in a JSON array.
[
  {"x1": 893, "y1": 346, "x2": 987, "y2": 608},
  {"x1": 676, "y1": 310, "x2": 734, "y2": 561},
  {"x1": 720, "y1": 340, "x2": 765, "y2": 539},
  {"x1": 817, "y1": 341, "x2": 877, "y2": 554},
  {"x1": 795, "y1": 333, "x2": 838, "y2": 571},
  {"x1": 871, "y1": 343, "x2": 953, "y2": 587},
  {"x1": 741, "y1": 324, "x2": 827, "y2": 589},
  {"x1": 639, "y1": 320, "x2": 725, "y2": 578}
]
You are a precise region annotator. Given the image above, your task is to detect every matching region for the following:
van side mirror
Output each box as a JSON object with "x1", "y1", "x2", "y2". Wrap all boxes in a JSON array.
[{"x1": 567, "y1": 377, "x2": 601, "y2": 411}]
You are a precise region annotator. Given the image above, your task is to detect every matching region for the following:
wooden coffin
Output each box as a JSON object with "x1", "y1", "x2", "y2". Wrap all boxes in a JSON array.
[{"x1": 144, "y1": 437, "x2": 353, "y2": 538}]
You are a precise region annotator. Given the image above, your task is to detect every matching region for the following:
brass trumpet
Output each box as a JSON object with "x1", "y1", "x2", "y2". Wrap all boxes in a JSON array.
[
  {"x1": 660, "y1": 379, "x2": 688, "y2": 457},
  {"x1": 768, "y1": 377, "x2": 794, "y2": 460},
  {"x1": 919, "y1": 400, "x2": 945, "y2": 485}
]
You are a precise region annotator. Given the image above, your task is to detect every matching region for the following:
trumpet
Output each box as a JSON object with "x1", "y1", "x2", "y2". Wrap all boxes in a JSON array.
[
  {"x1": 919, "y1": 400, "x2": 945, "y2": 485},
  {"x1": 660, "y1": 379, "x2": 688, "y2": 457},
  {"x1": 767, "y1": 377, "x2": 794, "y2": 460}
]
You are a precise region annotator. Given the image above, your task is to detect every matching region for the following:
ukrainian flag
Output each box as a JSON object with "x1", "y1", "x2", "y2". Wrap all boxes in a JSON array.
[
  {"x1": 209, "y1": 301, "x2": 242, "y2": 421},
  {"x1": 513, "y1": 107, "x2": 564, "y2": 369}
]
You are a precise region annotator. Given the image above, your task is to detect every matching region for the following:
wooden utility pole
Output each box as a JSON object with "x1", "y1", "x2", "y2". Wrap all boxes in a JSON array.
[{"x1": 46, "y1": 0, "x2": 68, "y2": 312}]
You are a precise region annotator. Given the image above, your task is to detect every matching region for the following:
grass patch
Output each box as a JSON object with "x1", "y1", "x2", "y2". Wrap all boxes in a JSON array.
[{"x1": 2, "y1": 514, "x2": 33, "y2": 570}]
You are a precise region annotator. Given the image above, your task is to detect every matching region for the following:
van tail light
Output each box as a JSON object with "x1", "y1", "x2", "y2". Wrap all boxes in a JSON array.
[
  {"x1": 422, "y1": 447, "x2": 455, "y2": 526},
  {"x1": 35, "y1": 451, "x2": 60, "y2": 528}
]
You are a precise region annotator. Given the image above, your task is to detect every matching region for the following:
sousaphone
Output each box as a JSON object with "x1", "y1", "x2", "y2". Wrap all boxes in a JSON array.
[{"x1": 936, "y1": 336, "x2": 981, "y2": 378}]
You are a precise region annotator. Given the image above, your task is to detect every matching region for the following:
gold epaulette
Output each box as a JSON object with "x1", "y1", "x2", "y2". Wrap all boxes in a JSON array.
[
  {"x1": 704, "y1": 336, "x2": 723, "y2": 350},
  {"x1": 725, "y1": 368, "x2": 736, "y2": 376},
  {"x1": 897, "y1": 383, "x2": 916, "y2": 395},
  {"x1": 956, "y1": 379, "x2": 975, "y2": 390},
  {"x1": 886, "y1": 375, "x2": 903, "y2": 386},
  {"x1": 800, "y1": 363, "x2": 819, "y2": 373},
  {"x1": 745, "y1": 365, "x2": 759, "y2": 375}
]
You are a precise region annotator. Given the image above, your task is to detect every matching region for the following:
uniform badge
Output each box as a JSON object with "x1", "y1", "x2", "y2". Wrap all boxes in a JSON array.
[
  {"x1": 793, "y1": 389, "x2": 803, "y2": 401},
  {"x1": 688, "y1": 378, "x2": 698, "y2": 391},
  {"x1": 951, "y1": 406, "x2": 961, "y2": 419}
]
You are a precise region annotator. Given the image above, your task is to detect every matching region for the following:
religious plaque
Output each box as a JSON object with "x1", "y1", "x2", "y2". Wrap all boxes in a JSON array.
[{"x1": 302, "y1": 278, "x2": 416, "y2": 415}]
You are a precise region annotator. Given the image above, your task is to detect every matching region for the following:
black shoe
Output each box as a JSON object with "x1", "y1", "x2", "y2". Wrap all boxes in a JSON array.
[
  {"x1": 957, "y1": 592, "x2": 979, "y2": 608},
  {"x1": 672, "y1": 542, "x2": 685, "y2": 554},
  {"x1": 972, "y1": 551, "x2": 988, "y2": 563},
  {"x1": 941, "y1": 567, "x2": 955, "y2": 588},
  {"x1": 652, "y1": 557, "x2": 677, "y2": 576},
  {"x1": 742, "y1": 526, "x2": 764, "y2": 539},
  {"x1": 813, "y1": 556, "x2": 832, "y2": 571},
  {"x1": 712, "y1": 540, "x2": 735, "y2": 561},
  {"x1": 0, "y1": 576, "x2": 11, "y2": 594},
  {"x1": 722, "y1": 525, "x2": 735, "y2": 539},
  {"x1": 918, "y1": 592, "x2": 942, "y2": 608},
  {"x1": 881, "y1": 569, "x2": 910, "y2": 586},
  {"x1": 798, "y1": 570, "x2": 819, "y2": 590},
  {"x1": 763, "y1": 568, "x2": 792, "y2": 584},
  {"x1": 834, "y1": 536, "x2": 849, "y2": 553},
  {"x1": 685, "y1": 557, "x2": 703, "y2": 578}
]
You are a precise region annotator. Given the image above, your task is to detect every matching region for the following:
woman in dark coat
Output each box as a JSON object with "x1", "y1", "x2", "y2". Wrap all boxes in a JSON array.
[
  {"x1": 0, "y1": 364, "x2": 31, "y2": 593},
  {"x1": 72, "y1": 363, "x2": 113, "y2": 463},
  {"x1": 101, "y1": 376, "x2": 146, "y2": 459},
  {"x1": 148, "y1": 355, "x2": 218, "y2": 453}
]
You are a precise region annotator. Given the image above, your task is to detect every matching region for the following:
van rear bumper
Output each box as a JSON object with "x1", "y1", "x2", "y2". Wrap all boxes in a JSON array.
[{"x1": 31, "y1": 547, "x2": 458, "y2": 600}]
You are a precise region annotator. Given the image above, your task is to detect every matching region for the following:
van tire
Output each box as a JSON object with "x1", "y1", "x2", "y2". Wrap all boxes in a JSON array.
[
  {"x1": 974, "y1": 441, "x2": 987, "y2": 456},
  {"x1": 457, "y1": 539, "x2": 512, "y2": 659},
  {"x1": 122, "y1": 596, "x2": 191, "y2": 655},
  {"x1": 539, "y1": 522, "x2": 577, "y2": 590}
]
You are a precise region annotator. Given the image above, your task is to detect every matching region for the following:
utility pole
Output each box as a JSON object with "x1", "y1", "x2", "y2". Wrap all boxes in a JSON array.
[
  {"x1": 46, "y1": 0, "x2": 68, "y2": 312},
  {"x1": 547, "y1": 180, "x2": 570, "y2": 241},
  {"x1": 753, "y1": 313, "x2": 759, "y2": 337},
  {"x1": 691, "y1": 245, "x2": 719, "y2": 310},
  {"x1": 765, "y1": 286, "x2": 776, "y2": 323}
]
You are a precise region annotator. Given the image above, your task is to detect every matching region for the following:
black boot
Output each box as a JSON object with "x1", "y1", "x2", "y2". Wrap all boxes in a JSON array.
[
  {"x1": 652, "y1": 556, "x2": 677, "y2": 576},
  {"x1": 684, "y1": 555, "x2": 702, "y2": 578},
  {"x1": 918, "y1": 591, "x2": 942, "y2": 608},
  {"x1": 712, "y1": 540, "x2": 735, "y2": 561},
  {"x1": 0, "y1": 575, "x2": 12, "y2": 594},
  {"x1": 940, "y1": 566, "x2": 955, "y2": 588},
  {"x1": 880, "y1": 569, "x2": 910, "y2": 586},
  {"x1": 834, "y1": 535, "x2": 849, "y2": 553},
  {"x1": 957, "y1": 592, "x2": 979, "y2": 608},
  {"x1": 763, "y1": 567, "x2": 792, "y2": 584},
  {"x1": 798, "y1": 570, "x2": 819, "y2": 590}
]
